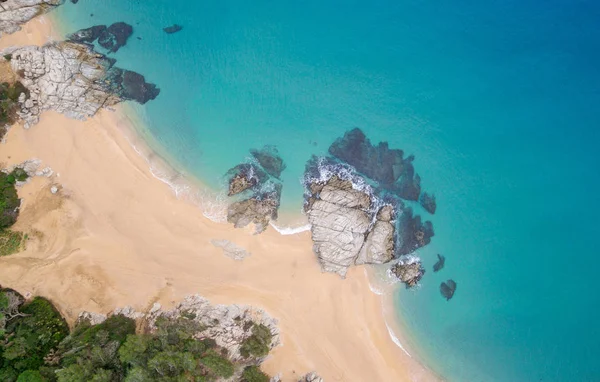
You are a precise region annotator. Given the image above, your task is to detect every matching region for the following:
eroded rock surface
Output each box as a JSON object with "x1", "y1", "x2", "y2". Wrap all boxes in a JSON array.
[
  {"x1": 305, "y1": 174, "x2": 395, "y2": 277},
  {"x1": 0, "y1": 0, "x2": 64, "y2": 38},
  {"x1": 440, "y1": 279, "x2": 457, "y2": 300},
  {"x1": 3, "y1": 41, "x2": 159, "y2": 127},
  {"x1": 391, "y1": 256, "x2": 425, "y2": 288}
]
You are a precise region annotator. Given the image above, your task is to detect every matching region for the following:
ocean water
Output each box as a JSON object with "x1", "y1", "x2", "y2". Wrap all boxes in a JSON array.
[{"x1": 52, "y1": 1, "x2": 600, "y2": 381}]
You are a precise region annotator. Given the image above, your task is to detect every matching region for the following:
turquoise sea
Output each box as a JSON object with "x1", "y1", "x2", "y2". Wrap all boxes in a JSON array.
[{"x1": 52, "y1": 1, "x2": 600, "y2": 381}]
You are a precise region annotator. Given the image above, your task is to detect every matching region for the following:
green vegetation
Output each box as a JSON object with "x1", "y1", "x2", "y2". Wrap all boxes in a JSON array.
[
  {"x1": 240, "y1": 323, "x2": 273, "y2": 359},
  {"x1": 3, "y1": 55, "x2": 12, "y2": 62},
  {"x1": 0, "y1": 171, "x2": 21, "y2": 230},
  {"x1": 0, "y1": 289, "x2": 274, "y2": 382},
  {"x1": 0, "y1": 231, "x2": 25, "y2": 257},
  {"x1": 1, "y1": 82, "x2": 28, "y2": 127}
]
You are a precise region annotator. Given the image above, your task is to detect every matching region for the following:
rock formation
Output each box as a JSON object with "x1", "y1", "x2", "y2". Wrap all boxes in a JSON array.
[
  {"x1": 78, "y1": 295, "x2": 280, "y2": 363},
  {"x1": 433, "y1": 253, "x2": 445, "y2": 272},
  {"x1": 2, "y1": 41, "x2": 159, "y2": 127},
  {"x1": 396, "y1": 207, "x2": 434, "y2": 256},
  {"x1": 0, "y1": 0, "x2": 64, "y2": 38},
  {"x1": 227, "y1": 163, "x2": 267, "y2": 196},
  {"x1": 250, "y1": 145, "x2": 286, "y2": 179},
  {"x1": 211, "y1": 239, "x2": 251, "y2": 261},
  {"x1": 391, "y1": 256, "x2": 425, "y2": 288},
  {"x1": 227, "y1": 183, "x2": 281, "y2": 234},
  {"x1": 299, "y1": 372, "x2": 324, "y2": 382},
  {"x1": 440, "y1": 279, "x2": 457, "y2": 300},
  {"x1": 68, "y1": 22, "x2": 134, "y2": 53},
  {"x1": 305, "y1": 174, "x2": 395, "y2": 277},
  {"x1": 163, "y1": 24, "x2": 183, "y2": 34},
  {"x1": 420, "y1": 192, "x2": 436, "y2": 214}
]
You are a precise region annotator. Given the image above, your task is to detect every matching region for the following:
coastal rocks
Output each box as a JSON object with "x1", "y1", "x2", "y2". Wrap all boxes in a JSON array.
[
  {"x1": 305, "y1": 173, "x2": 395, "y2": 277},
  {"x1": 391, "y1": 256, "x2": 425, "y2": 288},
  {"x1": 299, "y1": 372, "x2": 324, "y2": 382},
  {"x1": 67, "y1": 22, "x2": 134, "y2": 53},
  {"x1": 211, "y1": 239, "x2": 251, "y2": 261},
  {"x1": 251, "y1": 145, "x2": 286, "y2": 179},
  {"x1": 440, "y1": 279, "x2": 457, "y2": 300},
  {"x1": 227, "y1": 184, "x2": 281, "y2": 234},
  {"x1": 396, "y1": 207, "x2": 434, "y2": 256},
  {"x1": 225, "y1": 145, "x2": 286, "y2": 233},
  {"x1": 163, "y1": 24, "x2": 182, "y2": 34},
  {"x1": 420, "y1": 192, "x2": 436, "y2": 214},
  {"x1": 0, "y1": 0, "x2": 64, "y2": 38},
  {"x1": 4, "y1": 41, "x2": 159, "y2": 127},
  {"x1": 433, "y1": 254, "x2": 445, "y2": 272}
]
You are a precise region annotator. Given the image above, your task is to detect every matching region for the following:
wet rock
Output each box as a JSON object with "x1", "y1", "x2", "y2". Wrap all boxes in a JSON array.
[
  {"x1": 163, "y1": 24, "x2": 183, "y2": 34},
  {"x1": 396, "y1": 207, "x2": 434, "y2": 256},
  {"x1": 440, "y1": 279, "x2": 457, "y2": 300},
  {"x1": 250, "y1": 145, "x2": 286, "y2": 179},
  {"x1": 98, "y1": 22, "x2": 133, "y2": 53},
  {"x1": 4, "y1": 41, "x2": 160, "y2": 127},
  {"x1": 433, "y1": 254, "x2": 445, "y2": 272},
  {"x1": 226, "y1": 163, "x2": 267, "y2": 196},
  {"x1": 376, "y1": 204, "x2": 394, "y2": 222},
  {"x1": 420, "y1": 192, "x2": 437, "y2": 214},
  {"x1": 305, "y1": 173, "x2": 395, "y2": 277},
  {"x1": 0, "y1": 0, "x2": 64, "y2": 38},
  {"x1": 227, "y1": 184, "x2": 281, "y2": 234},
  {"x1": 67, "y1": 25, "x2": 107, "y2": 44},
  {"x1": 391, "y1": 256, "x2": 425, "y2": 288}
]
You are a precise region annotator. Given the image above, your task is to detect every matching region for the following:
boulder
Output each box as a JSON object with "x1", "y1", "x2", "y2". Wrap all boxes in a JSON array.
[
  {"x1": 391, "y1": 257, "x2": 425, "y2": 288},
  {"x1": 440, "y1": 279, "x2": 457, "y2": 300}
]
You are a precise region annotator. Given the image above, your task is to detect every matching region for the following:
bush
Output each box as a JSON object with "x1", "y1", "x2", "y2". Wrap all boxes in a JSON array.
[
  {"x1": 0, "y1": 171, "x2": 20, "y2": 229},
  {"x1": 0, "y1": 230, "x2": 25, "y2": 257},
  {"x1": 240, "y1": 324, "x2": 272, "y2": 359},
  {"x1": 242, "y1": 365, "x2": 270, "y2": 382},
  {"x1": 3, "y1": 54, "x2": 11, "y2": 62},
  {"x1": 16, "y1": 370, "x2": 44, "y2": 382},
  {"x1": 199, "y1": 350, "x2": 234, "y2": 378}
]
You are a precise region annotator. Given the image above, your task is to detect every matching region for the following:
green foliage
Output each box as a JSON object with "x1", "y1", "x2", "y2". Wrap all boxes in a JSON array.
[
  {"x1": 0, "y1": 82, "x2": 28, "y2": 126},
  {"x1": 199, "y1": 350, "x2": 234, "y2": 378},
  {"x1": 242, "y1": 365, "x2": 270, "y2": 382},
  {"x1": 0, "y1": 230, "x2": 25, "y2": 257},
  {"x1": 240, "y1": 324, "x2": 272, "y2": 359},
  {"x1": 0, "y1": 297, "x2": 68, "y2": 379},
  {"x1": 0, "y1": 171, "x2": 21, "y2": 230},
  {"x1": 3, "y1": 54, "x2": 12, "y2": 62},
  {"x1": 16, "y1": 370, "x2": 45, "y2": 382}
]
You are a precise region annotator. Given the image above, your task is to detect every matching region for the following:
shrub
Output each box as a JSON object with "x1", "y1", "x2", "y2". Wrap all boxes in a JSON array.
[
  {"x1": 240, "y1": 323, "x2": 272, "y2": 359},
  {"x1": 16, "y1": 370, "x2": 44, "y2": 382},
  {"x1": 199, "y1": 350, "x2": 234, "y2": 378},
  {"x1": 242, "y1": 365, "x2": 270, "y2": 382},
  {"x1": 0, "y1": 230, "x2": 25, "y2": 257},
  {"x1": 3, "y1": 54, "x2": 12, "y2": 62},
  {"x1": 0, "y1": 171, "x2": 20, "y2": 229}
]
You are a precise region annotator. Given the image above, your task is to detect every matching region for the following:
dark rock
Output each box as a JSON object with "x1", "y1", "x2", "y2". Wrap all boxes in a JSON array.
[
  {"x1": 67, "y1": 25, "x2": 107, "y2": 44},
  {"x1": 391, "y1": 257, "x2": 425, "y2": 288},
  {"x1": 163, "y1": 24, "x2": 183, "y2": 34},
  {"x1": 250, "y1": 145, "x2": 286, "y2": 179},
  {"x1": 420, "y1": 192, "x2": 436, "y2": 214},
  {"x1": 396, "y1": 207, "x2": 434, "y2": 256},
  {"x1": 227, "y1": 183, "x2": 281, "y2": 234},
  {"x1": 104, "y1": 68, "x2": 160, "y2": 104},
  {"x1": 226, "y1": 163, "x2": 267, "y2": 196},
  {"x1": 440, "y1": 279, "x2": 457, "y2": 300},
  {"x1": 70, "y1": 0, "x2": 79, "y2": 3},
  {"x1": 433, "y1": 254, "x2": 445, "y2": 272},
  {"x1": 98, "y1": 22, "x2": 133, "y2": 53}
]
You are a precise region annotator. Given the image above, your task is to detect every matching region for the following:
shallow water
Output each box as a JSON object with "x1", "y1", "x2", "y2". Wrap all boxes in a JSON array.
[{"x1": 53, "y1": 1, "x2": 600, "y2": 380}]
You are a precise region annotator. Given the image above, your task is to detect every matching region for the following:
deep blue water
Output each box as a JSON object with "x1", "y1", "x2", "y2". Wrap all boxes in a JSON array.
[{"x1": 53, "y1": 1, "x2": 600, "y2": 380}]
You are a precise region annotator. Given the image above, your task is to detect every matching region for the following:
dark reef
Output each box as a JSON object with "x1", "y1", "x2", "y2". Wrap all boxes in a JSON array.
[
  {"x1": 440, "y1": 280, "x2": 457, "y2": 300},
  {"x1": 68, "y1": 22, "x2": 133, "y2": 53},
  {"x1": 104, "y1": 68, "x2": 160, "y2": 104},
  {"x1": 395, "y1": 207, "x2": 434, "y2": 257},
  {"x1": 163, "y1": 24, "x2": 183, "y2": 34},
  {"x1": 420, "y1": 192, "x2": 437, "y2": 214},
  {"x1": 433, "y1": 254, "x2": 445, "y2": 272},
  {"x1": 250, "y1": 145, "x2": 286, "y2": 179}
]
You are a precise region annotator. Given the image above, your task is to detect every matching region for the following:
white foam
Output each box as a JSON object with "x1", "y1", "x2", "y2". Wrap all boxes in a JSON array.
[
  {"x1": 269, "y1": 222, "x2": 311, "y2": 236},
  {"x1": 385, "y1": 319, "x2": 412, "y2": 358}
]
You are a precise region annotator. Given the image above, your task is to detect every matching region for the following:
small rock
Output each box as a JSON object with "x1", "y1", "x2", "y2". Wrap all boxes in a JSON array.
[
  {"x1": 163, "y1": 24, "x2": 183, "y2": 34},
  {"x1": 440, "y1": 279, "x2": 457, "y2": 300},
  {"x1": 391, "y1": 256, "x2": 425, "y2": 288},
  {"x1": 433, "y1": 254, "x2": 445, "y2": 272},
  {"x1": 50, "y1": 186, "x2": 58, "y2": 194}
]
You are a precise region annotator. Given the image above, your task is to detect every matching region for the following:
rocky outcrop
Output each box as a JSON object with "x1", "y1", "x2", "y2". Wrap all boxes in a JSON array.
[
  {"x1": 305, "y1": 175, "x2": 395, "y2": 277},
  {"x1": 251, "y1": 145, "x2": 286, "y2": 179},
  {"x1": 227, "y1": 184, "x2": 281, "y2": 234},
  {"x1": 396, "y1": 207, "x2": 434, "y2": 256},
  {"x1": 391, "y1": 256, "x2": 425, "y2": 288},
  {"x1": 440, "y1": 279, "x2": 457, "y2": 300},
  {"x1": 420, "y1": 192, "x2": 436, "y2": 214},
  {"x1": 227, "y1": 163, "x2": 267, "y2": 196},
  {"x1": 78, "y1": 295, "x2": 280, "y2": 363},
  {"x1": 211, "y1": 239, "x2": 251, "y2": 261},
  {"x1": 433, "y1": 254, "x2": 445, "y2": 272},
  {"x1": 0, "y1": 0, "x2": 64, "y2": 38},
  {"x1": 68, "y1": 22, "x2": 133, "y2": 53},
  {"x1": 3, "y1": 41, "x2": 159, "y2": 127},
  {"x1": 299, "y1": 372, "x2": 324, "y2": 382}
]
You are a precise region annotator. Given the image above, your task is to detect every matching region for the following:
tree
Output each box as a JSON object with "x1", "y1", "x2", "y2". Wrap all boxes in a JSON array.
[
  {"x1": 242, "y1": 365, "x2": 270, "y2": 382},
  {"x1": 16, "y1": 370, "x2": 44, "y2": 382},
  {"x1": 240, "y1": 324, "x2": 273, "y2": 359}
]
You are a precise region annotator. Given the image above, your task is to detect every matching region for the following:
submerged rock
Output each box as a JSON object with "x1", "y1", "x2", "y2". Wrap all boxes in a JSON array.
[
  {"x1": 305, "y1": 173, "x2": 395, "y2": 277},
  {"x1": 440, "y1": 279, "x2": 457, "y2": 300},
  {"x1": 163, "y1": 24, "x2": 183, "y2": 34},
  {"x1": 4, "y1": 41, "x2": 159, "y2": 127},
  {"x1": 0, "y1": 0, "x2": 64, "y2": 38},
  {"x1": 227, "y1": 184, "x2": 281, "y2": 234},
  {"x1": 420, "y1": 192, "x2": 437, "y2": 214},
  {"x1": 391, "y1": 256, "x2": 425, "y2": 288},
  {"x1": 433, "y1": 254, "x2": 445, "y2": 272},
  {"x1": 396, "y1": 207, "x2": 434, "y2": 256},
  {"x1": 98, "y1": 22, "x2": 133, "y2": 53},
  {"x1": 226, "y1": 163, "x2": 267, "y2": 196},
  {"x1": 67, "y1": 25, "x2": 107, "y2": 43},
  {"x1": 250, "y1": 145, "x2": 287, "y2": 179}
]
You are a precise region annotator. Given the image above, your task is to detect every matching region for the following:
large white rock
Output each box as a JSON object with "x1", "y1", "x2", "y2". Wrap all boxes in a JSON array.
[{"x1": 0, "y1": 0, "x2": 64, "y2": 38}]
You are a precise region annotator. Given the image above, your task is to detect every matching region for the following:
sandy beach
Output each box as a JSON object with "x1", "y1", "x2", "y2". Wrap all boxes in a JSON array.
[{"x1": 0, "y1": 17, "x2": 439, "y2": 382}]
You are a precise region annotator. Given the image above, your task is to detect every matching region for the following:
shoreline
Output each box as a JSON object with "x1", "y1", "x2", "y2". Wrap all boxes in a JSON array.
[{"x1": 0, "y1": 16, "x2": 442, "y2": 382}]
